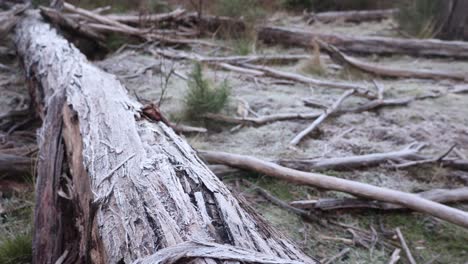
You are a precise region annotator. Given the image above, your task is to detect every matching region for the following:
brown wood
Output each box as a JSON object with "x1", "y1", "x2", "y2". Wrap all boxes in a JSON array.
[
  {"x1": 16, "y1": 13, "x2": 316, "y2": 264},
  {"x1": 258, "y1": 26, "x2": 468, "y2": 59},
  {"x1": 200, "y1": 150, "x2": 468, "y2": 228}
]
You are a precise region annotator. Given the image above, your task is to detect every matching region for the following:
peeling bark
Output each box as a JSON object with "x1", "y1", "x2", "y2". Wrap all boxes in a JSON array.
[{"x1": 15, "y1": 12, "x2": 315, "y2": 264}]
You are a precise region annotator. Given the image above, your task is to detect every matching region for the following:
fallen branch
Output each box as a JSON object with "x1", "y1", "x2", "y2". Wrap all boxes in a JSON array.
[
  {"x1": 290, "y1": 187, "x2": 468, "y2": 211},
  {"x1": 199, "y1": 150, "x2": 468, "y2": 228},
  {"x1": 151, "y1": 48, "x2": 375, "y2": 97},
  {"x1": 304, "y1": 9, "x2": 398, "y2": 24},
  {"x1": 279, "y1": 143, "x2": 425, "y2": 171},
  {"x1": 394, "y1": 144, "x2": 457, "y2": 169},
  {"x1": 395, "y1": 228, "x2": 417, "y2": 264},
  {"x1": 258, "y1": 26, "x2": 468, "y2": 59},
  {"x1": 322, "y1": 248, "x2": 351, "y2": 264},
  {"x1": 290, "y1": 89, "x2": 355, "y2": 146},
  {"x1": 388, "y1": 248, "x2": 401, "y2": 264},
  {"x1": 106, "y1": 8, "x2": 186, "y2": 26},
  {"x1": 241, "y1": 64, "x2": 375, "y2": 98},
  {"x1": 204, "y1": 112, "x2": 322, "y2": 126},
  {"x1": 319, "y1": 40, "x2": 468, "y2": 81}
]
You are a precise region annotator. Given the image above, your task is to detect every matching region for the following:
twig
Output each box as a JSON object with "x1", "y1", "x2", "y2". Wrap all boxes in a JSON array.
[
  {"x1": 387, "y1": 248, "x2": 401, "y2": 264},
  {"x1": 323, "y1": 248, "x2": 351, "y2": 264},
  {"x1": 395, "y1": 227, "x2": 417, "y2": 264},
  {"x1": 289, "y1": 89, "x2": 355, "y2": 146},
  {"x1": 199, "y1": 150, "x2": 468, "y2": 228},
  {"x1": 279, "y1": 142, "x2": 425, "y2": 171},
  {"x1": 394, "y1": 144, "x2": 457, "y2": 169},
  {"x1": 204, "y1": 112, "x2": 322, "y2": 126},
  {"x1": 240, "y1": 179, "x2": 315, "y2": 220}
]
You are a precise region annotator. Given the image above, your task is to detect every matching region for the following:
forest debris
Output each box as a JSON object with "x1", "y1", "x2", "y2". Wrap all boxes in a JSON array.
[
  {"x1": 319, "y1": 39, "x2": 468, "y2": 81},
  {"x1": 204, "y1": 112, "x2": 322, "y2": 126},
  {"x1": 106, "y1": 8, "x2": 186, "y2": 26},
  {"x1": 278, "y1": 143, "x2": 425, "y2": 170},
  {"x1": 16, "y1": 13, "x2": 315, "y2": 263},
  {"x1": 240, "y1": 63, "x2": 375, "y2": 98},
  {"x1": 395, "y1": 228, "x2": 417, "y2": 264},
  {"x1": 199, "y1": 150, "x2": 468, "y2": 228},
  {"x1": 304, "y1": 9, "x2": 398, "y2": 24},
  {"x1": 322, "y1": 247, "x2": 351, "y2": 264},
  {"x1": 289, "y1": 89, "x2": 355, "y2": 146},
  {"x1": 388, "y1": 248, "x2": 401, "y2": 264},
  {"x1": 290, "y1": 187, "x2": 468, "y2": 211},
  {"x1": 258, "y1": 26, "x2": 468, "y2": 59},
  {"x1": 394, "y1": 144, "x2": 457, "y2": 169}
]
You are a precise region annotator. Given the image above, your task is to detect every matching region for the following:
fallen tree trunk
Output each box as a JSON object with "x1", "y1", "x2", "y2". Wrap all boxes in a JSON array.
[
  {"x1": 200, "y1": 150, "x2": 468, "y2": 228},
  {"x1": 16, "y1": 12, "x2": 316, "y2": 264},
  {"x1": 304, "y1": 9, "x2": 398, "y2": 24},
  {"x1": 258, "y1": 26, "x2": 468, "y2": 59}
]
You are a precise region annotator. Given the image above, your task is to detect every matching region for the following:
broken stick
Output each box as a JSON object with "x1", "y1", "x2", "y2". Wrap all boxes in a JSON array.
[{"x1": 289, "y1": 89, "x2": 355, "y2": 146}]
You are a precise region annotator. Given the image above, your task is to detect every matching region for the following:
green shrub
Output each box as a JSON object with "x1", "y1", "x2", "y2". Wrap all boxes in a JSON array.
[
  {"x1": 184, "y1": 63, "x2": 230, "y2": 119},
  {"x1": 215, "y1": 0, "x2": 265, "y2": 21},
  {"x1": 0, "y1": 232, "x2": 32, "y2": 264},
  {"x1": 396, "y1": 0, "x2": 443, "y2": 38}
]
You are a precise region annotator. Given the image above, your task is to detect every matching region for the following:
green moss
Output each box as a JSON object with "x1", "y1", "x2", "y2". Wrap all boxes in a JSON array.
[{"x1": 0, "y1": 232, "x2": 32, "y2": 264}]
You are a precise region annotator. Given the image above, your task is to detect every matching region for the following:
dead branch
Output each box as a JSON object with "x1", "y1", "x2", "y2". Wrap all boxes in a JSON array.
[
  {"x1": 106, "y1": 8, "x2": 186, "y2": 26},
  {"x1": 322, "y1": 248, "x2": 350, "y2": 264},
  {"x1": 290, "y1": 89, "x2": 355, "y2": 146},
  {"x1": 279, "y1": 143, "x2": 425, "y2": 171},
  {"x1": 394, "y1": 144, "x2": 457, "y2": 169},
  {"x1": 258, "y1": 26, "x2": 468, "y2": 59},
  {"x1": 388, "y1": 248, "x2": 401, "y2": 264},
  {"x1": 40, "y1": 6, "x2": 106, "y2": 42},
  {"x1": 199, "y1": 150, "x2": 468, "y2": 228},
  {"x1": 151, "y1": 47, "x2": 310, "y2": 65},
  {"x1": 151, "y1": 48, "x2": 375, "y2": 97},
  {"x1": 172, "y1": 123, "x2": 207, "y2": 134},
  {"x1": 204, "y1": 112, "x2": 322, "y2": 126},
  {"x1": 290, "y1": 187, "x2": 468, "y2": 211},
  {"x1": 240, "y1": 64, "x2": 375, "y2": 98},
  {"x1": 395, "y1": 228, "x2": 417, "y2": 264},
  {"x1": 319, "y1": 40, "x2": 468, "y2": 81},
  {"x1": 304, "y1": 9, "x2": 398, "y2": 24}
]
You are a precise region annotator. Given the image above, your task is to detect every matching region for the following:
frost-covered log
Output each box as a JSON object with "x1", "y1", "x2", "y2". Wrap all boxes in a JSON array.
[
  {"x1": 15, "y1": 12, "x2": 316, "y2": 264},
  {"x1": 258, "y1": 26, "x2": 468, "y2": 59}
]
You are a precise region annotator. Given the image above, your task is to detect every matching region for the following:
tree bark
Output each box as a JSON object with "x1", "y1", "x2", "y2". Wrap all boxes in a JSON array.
[
  {"x1": 438, "y1": 0, "x2": 468, "y2": 40},
  {"x1": 258, "y1": 26, "x2": 468, "y2": 59},
  {"x1": 15, "y1": 12, "x2": 316, "y2": 264}
]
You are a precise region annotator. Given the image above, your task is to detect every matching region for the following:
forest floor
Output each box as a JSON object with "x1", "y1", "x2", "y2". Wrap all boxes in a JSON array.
[{"x1": 2, "y1": 11, "x2": 468, "y2": 264}]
